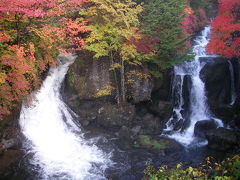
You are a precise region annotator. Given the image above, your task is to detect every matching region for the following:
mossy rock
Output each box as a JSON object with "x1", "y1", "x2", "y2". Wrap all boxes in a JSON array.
[{"x1": 134, "y1": 135, "x2": 166, "y2": 150}]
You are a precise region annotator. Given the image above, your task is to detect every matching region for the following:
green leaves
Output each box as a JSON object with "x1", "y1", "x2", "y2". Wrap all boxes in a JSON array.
[{"x1": 141, "y1": 0, "x2": 189, "y2": 71}]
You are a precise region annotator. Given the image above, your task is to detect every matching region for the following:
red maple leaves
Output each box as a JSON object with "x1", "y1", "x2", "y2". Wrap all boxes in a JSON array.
[
  {"x1": 0, "y1": 0, "x2": 90, "y2": 120},
  {"x1": 207, "y1": 0, "x2": 240, "y2": 58}
]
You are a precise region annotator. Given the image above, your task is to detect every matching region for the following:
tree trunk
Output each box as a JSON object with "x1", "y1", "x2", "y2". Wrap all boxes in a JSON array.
[
  {"x1": 120, "y1": 58, "x2": 126, "y2": 102},
  {"x1": 15, "y1": 13, "x2": 20, "y2": 45},
  {"x1": 110, "y1": 51, "x2": 120, "y2": 104}
]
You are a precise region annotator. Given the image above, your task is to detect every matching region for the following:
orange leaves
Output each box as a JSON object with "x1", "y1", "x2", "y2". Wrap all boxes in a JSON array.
[
  {"x1": 0, "y1": 0, "x2": 92, "y2": 120},
  {"x1": 0, "y1": 44, "x2": 42, "y2": 120},
  {"x1": 207, "y1": 0, "x2": 240, "y2": 58},
  {"x1": 185, "y1": 7, "x2": 194, "y2": 15},
  {"x1": 65, "y1": 19, "x2": 91, "y2": 50},
  {"x1": 0, "y1": 32, "x2": 10, "y2": 42}
]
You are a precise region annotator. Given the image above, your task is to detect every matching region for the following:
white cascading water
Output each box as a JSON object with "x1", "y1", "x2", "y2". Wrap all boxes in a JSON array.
[
  {"x1": 228, "y1": 60, "x2": 237, "y2": 105},
  {"x1": 19, "y1": 54, "x2": 111, "y2": 180},
  {"x1": 164, "y1": 26, "x2": 223, "y2": 146}
]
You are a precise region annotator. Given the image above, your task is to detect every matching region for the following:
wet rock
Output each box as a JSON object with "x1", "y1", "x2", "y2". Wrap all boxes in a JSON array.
[
  {"x1": 140, "y1": 115, "x2": 163, "y2": 135},
  {"x1": 0, "y1": 144, "x2": 4, "y2": 156},
  {"x1": 151, "y1": 69, "x2": 172, "y2": 101},
  {"x1": 95, "y1": 103, "x2": 135, "y2": 130},
  {"x1": 131, "y1": 126, "x2": 141, "y2": 136},
  {"x1": 0, "y1": 150, "x2": 22, "y2": 178},
  {"x1": 142, "y1": 113, "x2": 154, "y2": 121},
  {"x1": 133, "y1": 135, "x2": 183, "y2": 153},
  {"x1": 212, "y1": 105, "x2": 235, "y2": 123},
  {"x1": 57, "y1": 53, "x2": 75, "y2": 65},
  {"x1": 206, "y1": 128, "x2": 240, "y2": 151},
  {"x1": 173, "y1": 119, "x2": 184, "y2": 131},
  {"x1": 194, "y1": 120, "x2": 218, "y2": 138},
  {"x1": 200, "y1": 57, "x2": 232, "y2": 107},
  {"x1": 182, "y1": 75, "x2": 192, "y2": 119},
  {"x1": 143, "y1": 101, "x2": 173, "y2": 120},
  {"x1": 81, "y1": 120, "x2": 90, "y2": 127},
  {"x1": 118, "y1": 126, "x2": 132, "y2": 139},
  {"x1": 1, "y1": 139, "x2": 19, "y2": 149}
]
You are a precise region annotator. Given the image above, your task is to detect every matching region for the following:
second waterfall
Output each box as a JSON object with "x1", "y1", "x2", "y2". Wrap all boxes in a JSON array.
[{"x1": 164, "y1": 26, "x2": 223, "y2": 146}]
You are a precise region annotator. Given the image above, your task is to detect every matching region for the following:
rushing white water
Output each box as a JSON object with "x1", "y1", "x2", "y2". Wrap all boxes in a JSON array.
[
  {"x1": 228, "y1": 60, "x2": 237, "y2": 105},
  {"x1": 19, "y1": 54, "x2": 111, "y2": 180},
  {"x1": 164, "y1": 26, "x2": 223, "y2": 146}
]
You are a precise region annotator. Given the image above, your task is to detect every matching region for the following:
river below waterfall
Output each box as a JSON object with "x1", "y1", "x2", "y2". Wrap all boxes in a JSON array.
[{"x1": 3, "y1": 26, "x2": 229, "y2": 180}]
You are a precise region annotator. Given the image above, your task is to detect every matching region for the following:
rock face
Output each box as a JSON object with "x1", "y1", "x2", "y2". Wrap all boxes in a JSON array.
[
  {"x1": 65, "y1": 54, "x2": 111, "y2": 100},
  {"x1": 0, "y1": 106, "x2": 22, "y2": 178},
  {"x1": 64, "y1": 53, "x2": 154, "y2": 103},
  {"x1": 206, "y1": 128, "x2": 240, "y2": 151},
  {"x1": 200, "y1": 57, "x2": 232, "y2": 106},
  {"x1": 127, "y1": 65, "x2": 154, "y2": 103},
  {"x1": 63, "y1": 53, "x2": 173, "y2": 138},
  {"x1": 200, "y1": 57, "x2": 240, "y2": 125}
]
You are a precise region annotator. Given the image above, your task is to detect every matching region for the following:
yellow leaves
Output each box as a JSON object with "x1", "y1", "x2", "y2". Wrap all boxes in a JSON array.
[
  {"x1": 95, "y1": 85, "x2": 115, "y2": 97},
  {"x1": 127, "y1": 70, "x2": 150, "y2": 80},
  {"x1": 0, "y1": 73, "x2": 6, "y2": 84},
  {"x1": 176, "y1": 163, "x2": 182, "y2": 169},
  {"x1": 187, "y1": 166, "x2": 193, "y2": 174},
  {"x1": 109, "y1": 63, "x2": 121, "y2": 70},
  {"x1": 120, "y1": 44, "x2": 143, "y2": 65}
]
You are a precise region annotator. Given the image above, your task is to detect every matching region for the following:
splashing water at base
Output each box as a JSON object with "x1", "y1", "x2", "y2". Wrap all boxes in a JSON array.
[
  {"x1": 164, "y1": 26, "x2": 223, "y2": 146},
  {"x1": 19, "y1": 54, "x2": 112, "y2": 180}
]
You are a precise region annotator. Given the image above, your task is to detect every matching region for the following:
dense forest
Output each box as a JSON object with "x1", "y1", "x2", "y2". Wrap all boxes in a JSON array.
[
  {"x1": 1, "y1": 0, "x2": 239, "y2": 119},
  {"x1": 0, "y1": 0, "x2": 239, "y2": 179}
]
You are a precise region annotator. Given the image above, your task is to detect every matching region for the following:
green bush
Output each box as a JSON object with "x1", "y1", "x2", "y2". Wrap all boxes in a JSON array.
[{"x1": 143, "y1": 155, "x2": 240, "y2": 180}]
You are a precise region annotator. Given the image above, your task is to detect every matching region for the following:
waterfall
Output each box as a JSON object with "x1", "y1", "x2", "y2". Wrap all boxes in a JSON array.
[
  {"x1": 19, "y1": 54, "x2": 111, "y2": 180},
  {"x1": 228, "y1": 60, "x2": 237, "y2": 105},
  {"x1": 164, "y1": 26, "x2": 223, "y2": 146}
]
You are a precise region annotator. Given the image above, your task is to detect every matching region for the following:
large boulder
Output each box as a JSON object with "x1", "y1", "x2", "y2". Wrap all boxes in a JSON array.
[
  {"x1": 206, "y1": 127, "x2": 240, "y2": 151},
  {"x1": 194, "y1": 120, "x2": 218, "y2": 138}
]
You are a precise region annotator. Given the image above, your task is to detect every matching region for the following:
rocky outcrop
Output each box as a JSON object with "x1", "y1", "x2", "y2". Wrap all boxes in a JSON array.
[
  {"x1": 200, "y1": 57, "x2": 240, "y2": 125},
  {"x1": 0, "y1": 106, "x2": 22, "y2": 178},
  {"x1": 206, "y1": 128, "x2": 240, "y2": 151},
  {"x1": 200, "y1": 57, "x2": 232, "y2": 106},
  {"x1": 63, "y1": 52, "x2": 173, "y2": 142},
  {"x1": 64, "y1": 53, "x2": 111, "y2": 100}
]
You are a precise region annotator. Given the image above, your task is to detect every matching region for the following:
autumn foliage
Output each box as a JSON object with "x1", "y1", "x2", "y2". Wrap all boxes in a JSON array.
[
  {"x1": 0, "y1": 0, "x2": 226, "y2": 119},
  {"x1": 207, "y1": 0, "x2": 240, "y2": 58},
  {"x1": 0, "y1": 0, "x2": 89, "y2": 119}
]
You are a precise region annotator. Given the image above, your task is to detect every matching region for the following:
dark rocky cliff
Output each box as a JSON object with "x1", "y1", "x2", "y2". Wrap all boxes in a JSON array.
[{"x1": 200, "y1": 57, "x2": 240, "y2": 127}]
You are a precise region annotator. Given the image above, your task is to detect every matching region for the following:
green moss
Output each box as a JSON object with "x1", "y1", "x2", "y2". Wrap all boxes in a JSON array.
[
  {"x1": 137, "y1": 135, "x2": 166, "y2": 150},
  {"x1": 66, "y1": 69, "x2": 75, "y2": 87}
]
